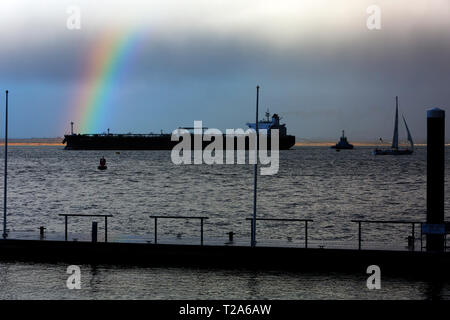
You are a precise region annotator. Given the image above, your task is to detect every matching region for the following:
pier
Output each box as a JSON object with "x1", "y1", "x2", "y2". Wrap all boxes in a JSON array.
[
  {"x1": 0, "y1": 93, "x2": 448, "y2": 279},
  {"x1": 1, "y1": 236, "x2": 450, "y2": 278},
  {"x1": 0, "y1": 212, "x2": 449, "y2": 278}
]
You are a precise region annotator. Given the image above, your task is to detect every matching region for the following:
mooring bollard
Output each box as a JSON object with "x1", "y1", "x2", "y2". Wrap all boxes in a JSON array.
[
  {"x1": 426, "y1": 108, "x2": 446, "y2": 252},
  {"x1": 407, "y1": 236, "x2": 415, "y2": 251},
  {"x1": 39, "y1": 226, "x2": 46, "y2": 239},
  {"x1": 92, "y1": 221, "x2": 98, "y2": 243}
]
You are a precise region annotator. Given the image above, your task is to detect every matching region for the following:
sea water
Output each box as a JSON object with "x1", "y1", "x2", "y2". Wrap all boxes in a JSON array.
[{"x1": 0, "y1": 146, "x2": 449, "y2": 299}]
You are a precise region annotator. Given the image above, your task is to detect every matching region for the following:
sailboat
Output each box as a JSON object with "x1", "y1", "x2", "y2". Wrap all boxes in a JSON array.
[{"x1": 373, "y1": 96, "x2": 414, "y2": 155}]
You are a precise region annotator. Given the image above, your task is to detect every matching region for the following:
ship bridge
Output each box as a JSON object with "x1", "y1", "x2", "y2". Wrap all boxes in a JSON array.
[{"x1": 246, "y1": 112, "x2": 287, "y2": 136}]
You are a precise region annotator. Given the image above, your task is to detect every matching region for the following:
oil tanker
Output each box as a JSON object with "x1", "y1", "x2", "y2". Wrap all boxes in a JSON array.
[{"x1": 62, "y1": 112, "x2": 295, "y2": 150}]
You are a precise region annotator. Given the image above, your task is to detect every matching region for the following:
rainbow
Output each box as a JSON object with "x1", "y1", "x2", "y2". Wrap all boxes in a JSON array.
[{"x1": 68, "y1": 29, "x2": 143, "y2": 134}]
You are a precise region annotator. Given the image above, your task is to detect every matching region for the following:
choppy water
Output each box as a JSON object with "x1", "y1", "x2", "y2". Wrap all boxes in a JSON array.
[{"x1": 0, "y1": 146, "x2": 449, "y2": 299}]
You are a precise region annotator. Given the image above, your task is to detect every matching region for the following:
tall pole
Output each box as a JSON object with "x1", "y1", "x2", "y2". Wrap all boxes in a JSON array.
[
  {"x1": 251, "y1": 85, "x2": 259, "y2": 247},
  {"x1": 426, "y1": 108, "x2": 445, "y2": 252},
  {"x1": 3, "y1": 90, "x2": 8, "y2": 239}
]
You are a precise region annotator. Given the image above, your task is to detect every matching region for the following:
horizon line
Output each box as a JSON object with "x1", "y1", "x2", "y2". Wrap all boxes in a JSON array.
[{"x1": 0, "y1": 138, "x2": 449, "y2": 147}]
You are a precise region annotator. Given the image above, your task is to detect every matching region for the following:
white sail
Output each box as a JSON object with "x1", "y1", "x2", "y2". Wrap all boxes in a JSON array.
[
  {"x1": 402, "y1": 115, "x2": 414, "y2": 150},
  {"x1": 392, "y1": 97, "x2": 399, "y2": 149}
]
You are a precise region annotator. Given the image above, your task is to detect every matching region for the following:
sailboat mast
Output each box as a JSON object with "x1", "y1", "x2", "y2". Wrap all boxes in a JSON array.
[{"x1": 392, "y1": 96, "x2": 399, "y2": 150}]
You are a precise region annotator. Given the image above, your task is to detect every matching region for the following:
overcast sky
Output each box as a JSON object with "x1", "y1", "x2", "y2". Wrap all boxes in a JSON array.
[{"x1": 0, "y1": 0, "x2": 449, "y2": 141}]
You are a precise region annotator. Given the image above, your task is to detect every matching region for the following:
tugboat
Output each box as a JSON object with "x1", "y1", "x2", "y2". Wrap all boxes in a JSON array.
[
  {"x1": 373, "y1": 96, "x2": 414, "y2": 155},
  {"x1": 331, "y1": 130, "x2": 354, "y2": 150}
]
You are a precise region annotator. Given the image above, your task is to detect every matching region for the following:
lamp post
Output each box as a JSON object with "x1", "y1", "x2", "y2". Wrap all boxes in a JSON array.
[
  {"x1": 3, "y1": 90, "x2": 8, "y2": 239},
  {"x1": 251, "y1": 86, "x2": 259, "y2": 247}
]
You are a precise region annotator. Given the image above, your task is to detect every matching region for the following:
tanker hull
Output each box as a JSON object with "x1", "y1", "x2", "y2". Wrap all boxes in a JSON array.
[{"x1": 63, "y1": 134, "x2": 296, "y2": 150}]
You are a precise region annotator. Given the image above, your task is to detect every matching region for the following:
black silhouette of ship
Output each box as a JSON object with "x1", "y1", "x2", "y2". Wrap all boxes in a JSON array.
[
  {"x1": 62, "y1": 112, "x2": 295, "y2": 150},
  {"x1": 331, "y1": 130, "x2": 354, "y2": 150}
]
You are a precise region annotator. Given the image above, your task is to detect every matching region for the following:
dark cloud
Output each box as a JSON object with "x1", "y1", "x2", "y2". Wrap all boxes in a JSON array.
[{"x1": 0, "y1": 4, "x2": 449, "y2": 140}]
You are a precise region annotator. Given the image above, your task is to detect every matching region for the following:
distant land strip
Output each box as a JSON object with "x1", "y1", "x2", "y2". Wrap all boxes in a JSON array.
[
  {"x1": 0, "y1": 138, "x2": 64, "y2": 146},
  {"x1": 294, "y1": 142, "x2": 429, "y2": 147}
]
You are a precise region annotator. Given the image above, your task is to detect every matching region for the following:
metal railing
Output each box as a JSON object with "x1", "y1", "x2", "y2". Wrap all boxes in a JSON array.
[
  {"x1": 351, "y1": 220, "x2": 423, "y2": 251},
  {"x1": 52, "y1": 215, "x2": 448, "y2": 251},
  {"x1": 58, "y1": 214, "x2": 113, "y2": 242},
  {"x1": 149, "y1": 216, "x2": 209, "y2": 245},
  {"x1": 246, "y1": 218, "x2": 313, "y2": 248}
]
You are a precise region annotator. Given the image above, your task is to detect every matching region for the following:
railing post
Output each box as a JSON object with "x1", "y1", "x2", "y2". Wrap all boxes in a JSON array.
[
  {"x1": 154, "y1": 217, "x2": 157, "y2": 244},
  {"x1": 200, "y1": 218, "x2": 204, "y2": 246},
  {"x1": 358, "y1": 221, "x2": 361, "y2": 250},
  {"x1": 250, "y1": 218, "x2": 254, "y2": 246},
  {"x1": 411, "y1": 223, "x2": 415, "y2": 251},
  {"x1": 64, "y1": 216, "x2": 68, "y2": 241},
  {"x1": 304, "y1": 221, "x2": 308, "y2": 249},
  {"x1": 92, "y1": 221, "x2": 98, "y2": 243},
  {"x1": 105, "y1": 216, "x2": 108, "y2": 243},
  {"x1": 420, "y1": 222, "x2": 423, "y2": 251}
]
